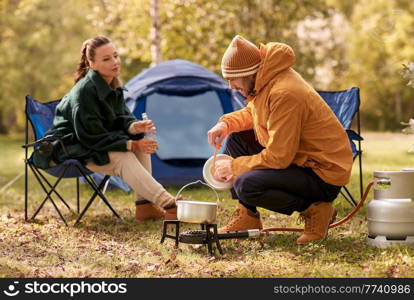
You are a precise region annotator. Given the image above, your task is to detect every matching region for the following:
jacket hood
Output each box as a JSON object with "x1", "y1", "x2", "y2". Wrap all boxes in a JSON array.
[{"x1": 253, "y1": 43, "x2": 296, "y2": 94}]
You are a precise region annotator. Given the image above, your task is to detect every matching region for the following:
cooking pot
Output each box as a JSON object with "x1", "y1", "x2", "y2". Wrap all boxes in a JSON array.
[{"x1": 175, "y1": 180, "x2": 219, "y2": 224}]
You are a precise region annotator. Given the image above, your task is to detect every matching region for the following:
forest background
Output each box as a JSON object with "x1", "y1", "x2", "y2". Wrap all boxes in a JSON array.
[{"x1": 0, "y1": 0, "x2": 414, "y2": 134}]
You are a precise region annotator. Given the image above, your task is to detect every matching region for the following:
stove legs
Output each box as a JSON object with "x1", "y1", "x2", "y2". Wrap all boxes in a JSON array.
[
  {"x1": 161, "y1": 221, "x2": 224, "y2": 255},
  {"x1": 212, "y1": 224, "x2": 224, "y2": 255},
  {"x1": 160, "y1": 220, "x2": 180, "y2": 247},
  {"x1": 205, "y1": 223, "x2": 223, "y2": 255}
]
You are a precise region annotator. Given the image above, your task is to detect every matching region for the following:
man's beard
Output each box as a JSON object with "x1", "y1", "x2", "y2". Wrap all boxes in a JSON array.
[{"x1": 247, "y1": 76, "x2": 256, "y2": 96}]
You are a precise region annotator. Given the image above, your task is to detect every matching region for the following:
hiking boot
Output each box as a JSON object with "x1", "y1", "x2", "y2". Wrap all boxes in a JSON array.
[
  {"x1": 163, "y1": 195, "x2": 185, "y2": 221},
  {"x1": 164, "y1": 205, "x2": 177, "y2": 221},
  {"x1": 218, "y1": 203, "x2": 263, "y2": 233},
  {"x1": 296, "y1": 201, "x2": 337, "y2": 244},
  {"x1": 135, "y1": 200, "x2": 165, "y2": 221}
]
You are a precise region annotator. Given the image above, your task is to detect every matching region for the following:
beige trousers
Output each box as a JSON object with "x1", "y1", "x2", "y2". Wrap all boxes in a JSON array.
[{"x1": 86, "y1": 151, "x2": 175, "y2": 208}]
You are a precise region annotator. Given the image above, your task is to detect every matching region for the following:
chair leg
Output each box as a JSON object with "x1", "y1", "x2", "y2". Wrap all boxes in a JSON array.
[
  {"x1": 24, "y1": 114, "x2": 29, "y2": 221},
  {"x1": 29, "y1": 164, "x2": 68, "y2": 225},
  {"x1": 358, "y1": 151, "x2": 363, "y2": 198},
  {"x1": 24, "y1": 160, "x2": 28, "y2": 221},
  {"x1": 100, "y1": 177, "x2": 120, "y2": 218},
  {"x1": 35, "y1": 166, "x2": 73, "y2": 213},
  {"x1": 47, "y1": 195, "x2": 68, "y2": 226},
  {"x1": 74, "y1": 191, "x2": 98, "y2": 225},
  {"x1": 86, "y1": 174, "x2": 121, "y2": 219},
  {"x1": 74, "y1": 176, "x2": 103, "y2": 225},
  {"x1": 76, "y1": 177, "x2": 80, "y2": 214},
  {"x1": 74, "y1": 172, "x2": 120, "y2": 225},
  {"x1": 102, "y1": 177, "x2": 110, "y2": 195},
  {"x1": 340, "y1": 186, "x2": 357, "y2": 207}
]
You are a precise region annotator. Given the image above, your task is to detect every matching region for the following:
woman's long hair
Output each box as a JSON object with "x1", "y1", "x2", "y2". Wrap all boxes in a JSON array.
[{"x1": 74, "y1": 35, "x2": 121, "y2": 89}]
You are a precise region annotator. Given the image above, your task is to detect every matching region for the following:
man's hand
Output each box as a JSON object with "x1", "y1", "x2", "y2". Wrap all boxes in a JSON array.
[
  {"x1": 207, "y1": 122, "x2": 229, "y2": 149},
  {"x1": 129, "y1": 137, "x2": 158, "y2": 154},
  {"x1": 131, "y1": 120, "x2": 156, "y2": 134},
  {"x1": 212, "y1": 158, "x2": 233, "y2": 182}
]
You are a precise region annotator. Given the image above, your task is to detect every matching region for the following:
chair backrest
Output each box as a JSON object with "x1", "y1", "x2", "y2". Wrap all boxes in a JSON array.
[
  {"x1": 25, "y1": 95, "x2": 94, "y2": 178},
  {"x1": 317, "y1": 87, "x2": 360, "y2": 130},
  {"x1": 25, "y1": 95, "x2": 60, "y2": 140},
  {"x1": 317, "y1": 87, "x2": 362, "y2": 159}
]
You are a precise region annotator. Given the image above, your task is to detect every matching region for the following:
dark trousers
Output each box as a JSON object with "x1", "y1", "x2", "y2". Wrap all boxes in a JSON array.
[{"x1": 224, "y1": 130, "x2": 341, "y2": 215}]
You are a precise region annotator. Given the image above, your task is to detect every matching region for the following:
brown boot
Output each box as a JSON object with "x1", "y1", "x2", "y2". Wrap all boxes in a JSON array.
[
  {"x1": 135, "y1": 200, "x2": 165, "y2": 221},
  {"x1": 218, "y1": 204, "x2": 263, "y2": 233},
  {"x1": 163, "y1": 195, "x2": 184, "y2": 221},
  {"x1": 296, "y1": 201, "x2": 337, "y2": 244},
  {"x1": 164, "y1": 205, "x2": 177, "y2": 221}
]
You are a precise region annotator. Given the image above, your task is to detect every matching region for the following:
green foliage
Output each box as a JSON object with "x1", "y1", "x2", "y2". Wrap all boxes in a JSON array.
[
  {"x1": 402, "y1": 62, "x2": 414, "y2": 88},
  {"x1": 336, "y1": 0, "x2": 414, "y2": 130},
  {"x1": 159, "y1": 0, "x2": 331, "y2": 79},
  {"x1": 0, "y1": 0, "x2": 333, "y2": 133},
  {"x1": 1, "y1": 0, "x2": 414, "y2": 133},
  {"x1": 0, "y1": 0, "x2": 94, "y2": 133}
]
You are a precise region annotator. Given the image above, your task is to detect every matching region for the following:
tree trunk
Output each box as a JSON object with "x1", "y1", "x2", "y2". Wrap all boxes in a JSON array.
[
  {"x1": 395, "y1": 92, "x2": 402, "y2": 126},
  {"x1": 0, "y1": 115, "x2": 8, "y2": 134},
  {"x1": 150, "y1": 0, "x2": 161, "y2": 67}
]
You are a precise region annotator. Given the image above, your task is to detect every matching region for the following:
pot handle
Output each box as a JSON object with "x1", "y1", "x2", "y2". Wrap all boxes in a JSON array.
[{"x1": 175, "y1": 180, "x2": 220, "y2": 203}]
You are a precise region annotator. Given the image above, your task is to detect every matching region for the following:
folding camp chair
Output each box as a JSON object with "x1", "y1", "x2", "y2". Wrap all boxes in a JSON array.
[
  {"x1": 317, "y1": 87, "x2": 363, "y2": 207},
  {"x1": 23, "y1": 95, "x2": 121, "y2": 225}
]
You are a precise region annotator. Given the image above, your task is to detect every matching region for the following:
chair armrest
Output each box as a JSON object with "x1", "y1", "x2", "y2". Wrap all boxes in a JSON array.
[{"x1": 346, "y1": 129, "x2": 363, "y2": 141}]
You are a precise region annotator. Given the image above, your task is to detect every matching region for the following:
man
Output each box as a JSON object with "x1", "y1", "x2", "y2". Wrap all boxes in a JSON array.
[{"x1": 207, "y1": 35, "x2": 353, "y2": 244}]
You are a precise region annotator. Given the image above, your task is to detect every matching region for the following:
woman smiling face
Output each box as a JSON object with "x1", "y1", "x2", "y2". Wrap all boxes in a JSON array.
[{"x1": 88, "y1": 42, "x2": 121, "y2": 85}]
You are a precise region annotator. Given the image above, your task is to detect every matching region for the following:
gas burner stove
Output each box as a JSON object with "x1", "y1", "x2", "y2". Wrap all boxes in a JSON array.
[{"x1": 160, "y1": 220, "x2": 260, "y2": 255}]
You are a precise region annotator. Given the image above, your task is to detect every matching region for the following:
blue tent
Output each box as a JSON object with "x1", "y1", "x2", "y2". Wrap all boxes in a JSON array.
[{"x1": 123, "y1": 59, "x2": 244, "y2": 186}]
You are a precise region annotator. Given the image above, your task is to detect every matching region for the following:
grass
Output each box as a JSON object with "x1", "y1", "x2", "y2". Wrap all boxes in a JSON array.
[{"x1": 1, "y1": 133, "x2": 414, "y2": 278}]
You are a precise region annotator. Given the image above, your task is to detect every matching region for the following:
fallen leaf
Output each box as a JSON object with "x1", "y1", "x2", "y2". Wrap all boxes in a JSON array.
[
  {"x1": 146, "y1": 264, "x2": 157, "y2": 271},
  {"x1": 362, "y1": 264, "x2": 370, "y2": 272},
  {"x1": 128, "y1": 260, "x2": 139, "y2": 265},
  {"x1": 386, "y1": 265, "x2": 399, "y2": 278}
]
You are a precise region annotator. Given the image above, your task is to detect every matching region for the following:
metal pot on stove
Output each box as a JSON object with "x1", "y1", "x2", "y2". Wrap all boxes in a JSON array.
[{"x1": 175, "y1": 180, "x2": 218, "y2": 224}]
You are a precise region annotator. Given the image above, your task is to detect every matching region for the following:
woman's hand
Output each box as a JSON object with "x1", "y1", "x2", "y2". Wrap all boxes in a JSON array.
[
  {"x1": 131, "y1": 120, "x2": 156, "y2": 134},
  {"x1": 130, "y1": 137, "x2": 158, "y2": 154}
]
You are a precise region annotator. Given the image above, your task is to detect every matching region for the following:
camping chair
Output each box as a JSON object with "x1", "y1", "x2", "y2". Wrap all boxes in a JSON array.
[
  {"x1": 317, "y1": 87, "x2": 363, "y2": 207},
  {"x1": 23, "y1": 95, "x2": 121, "y2": 226}
]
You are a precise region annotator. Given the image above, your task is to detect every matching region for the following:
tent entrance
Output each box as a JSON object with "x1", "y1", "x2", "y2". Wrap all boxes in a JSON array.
[{"x1": 146, "y1": 91, "x2": 223, "y2": 166}]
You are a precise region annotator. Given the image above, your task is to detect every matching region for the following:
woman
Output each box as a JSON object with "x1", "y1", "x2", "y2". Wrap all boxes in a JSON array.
[{"x1": 43, "y1": 36, "x2": 176, "y2": 221}]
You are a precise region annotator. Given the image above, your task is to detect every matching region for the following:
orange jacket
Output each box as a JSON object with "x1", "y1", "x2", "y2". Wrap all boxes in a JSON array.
[{"x1": 220, "y1": 43, "x2": 353, "y2": 186}]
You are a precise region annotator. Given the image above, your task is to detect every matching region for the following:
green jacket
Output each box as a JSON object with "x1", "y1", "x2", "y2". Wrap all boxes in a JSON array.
[{"x1": 39, "y1": 69, "x2": 142, "y2": 168}]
